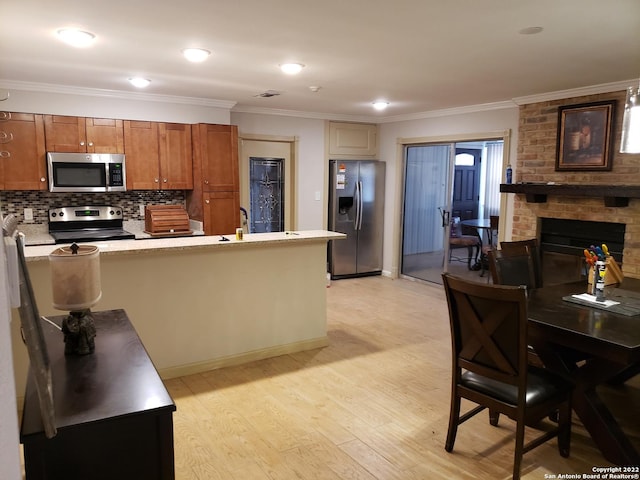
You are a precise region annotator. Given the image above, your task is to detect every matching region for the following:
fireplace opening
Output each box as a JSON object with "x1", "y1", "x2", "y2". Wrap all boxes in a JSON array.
[{"x1": 539, "y1": 218, "x2": 625, "y2": 285}]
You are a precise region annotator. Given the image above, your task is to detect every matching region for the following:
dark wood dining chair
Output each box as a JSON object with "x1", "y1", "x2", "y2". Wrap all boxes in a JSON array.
[
  {"x1": 487, "y1": 245, "x2": 545, "y2": 367},
  {"x1": 449, "y1": 216, "x2": 480, "y2": 270},
  {"x1": 480, "y1": 215, "x2": 500, "y2": 277},
  {"x1": 441, "y1": 273, "x2": 572, "y2": 480},
  {"x1": 487, "y1": 248, "x2": 538, "y2": 289},
  {"x1": 500, "y1": 238, "x2": 543, "y2": 288}
]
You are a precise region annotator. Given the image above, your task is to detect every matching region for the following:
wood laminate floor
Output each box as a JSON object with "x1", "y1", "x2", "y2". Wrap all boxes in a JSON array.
[{"x1": 167, "y1": 276, "x2": 639, "y2": 479}]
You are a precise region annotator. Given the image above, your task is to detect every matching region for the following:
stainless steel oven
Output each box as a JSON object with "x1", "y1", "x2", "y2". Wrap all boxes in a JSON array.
[{"x1": 48, "y1": 206, "x2": 135, "y2": 243}]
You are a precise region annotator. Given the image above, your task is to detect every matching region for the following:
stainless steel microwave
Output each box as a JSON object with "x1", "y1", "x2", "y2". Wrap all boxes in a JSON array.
[{"x1": 47, "y1": 152, "x2": 127, "y2": 193}]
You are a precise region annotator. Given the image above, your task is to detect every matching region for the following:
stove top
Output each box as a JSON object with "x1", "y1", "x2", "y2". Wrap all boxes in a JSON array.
[{"x1": 49, "y1": 205, "x2": 135, "y2": 244}]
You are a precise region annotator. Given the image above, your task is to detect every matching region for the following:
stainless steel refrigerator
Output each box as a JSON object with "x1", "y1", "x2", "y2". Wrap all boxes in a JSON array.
[{"x1": 328, "y1": 160, "x2": 385, "y2": 279}]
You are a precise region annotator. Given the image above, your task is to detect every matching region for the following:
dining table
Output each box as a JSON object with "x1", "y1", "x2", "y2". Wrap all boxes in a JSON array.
[
  {"x1": 527, "y1": 278, "x2": 640, "y2": 466},
  {"x1": 460, "y1": 218, "x2": 494, "y2": 273}
]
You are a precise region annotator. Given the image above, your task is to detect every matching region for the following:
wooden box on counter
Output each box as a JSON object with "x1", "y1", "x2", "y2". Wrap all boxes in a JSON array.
[{"x1": 144, "y1": 205, "x2": 192, "y2": 236}]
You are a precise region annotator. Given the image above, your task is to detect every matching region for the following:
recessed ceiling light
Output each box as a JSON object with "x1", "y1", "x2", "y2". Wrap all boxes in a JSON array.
[
  {"x1": 372, "y1": 101, "x2": 389, "y2": 111},
  {"x1": 182, "y1": 48, "x2": 211, "y2": 63},
  {"x1": 280, "y1": 63, "x2": 305, "y2": 75},
  {"x1": 56, "y1": 28, "x2": 96, "y2": 48},
  {"x1": 519, "y1": 26, "x2": 544, "y2": 35},
  {"x1": 129, "y1": 77, "x2": 151, "y2": 88}
]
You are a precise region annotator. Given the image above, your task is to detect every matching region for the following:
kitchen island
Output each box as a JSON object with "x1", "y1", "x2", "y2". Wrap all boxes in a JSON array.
[{"x1": 11, "y1": 230, "x2": 345, "y2": 396}]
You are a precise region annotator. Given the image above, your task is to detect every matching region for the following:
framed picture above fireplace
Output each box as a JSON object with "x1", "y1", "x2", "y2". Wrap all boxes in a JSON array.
[{"x1": 555, "y1": 100, "x2": 615, "y2": 171}]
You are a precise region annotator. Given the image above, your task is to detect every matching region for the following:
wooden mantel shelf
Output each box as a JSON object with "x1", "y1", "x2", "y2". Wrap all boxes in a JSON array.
[{"x1": 500, "y1": 183, "x2": 640, "y2": 207}]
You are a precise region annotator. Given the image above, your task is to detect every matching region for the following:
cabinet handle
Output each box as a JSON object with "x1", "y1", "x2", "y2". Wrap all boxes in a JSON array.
[
  {"x1": 205, "y1": 199, "x2": 210, "y2": 204},
  {"x1": 0, "y1": 112, "x2": 11, "y2": 121},
  {"x1": 88, "y1": 142, "x2": 94, "y2": 146},
  {"x1": 204, "y1": 179, "x2": 209, "y2": 185},
  {"x1": 0, "y1": 151, "x2": 10, "y2": 158},
  {"x1": 163, "y1": 178, "x2": 167, "y2": 183},
  {"x1": 154, "y1": 178, "x2": 159, "y2": 183},
  {"x1": 40, "y1": 177, "x2": 46, "y2": 182},
  {"x1": 0, "y1": 131, "x2": 13, "y2": 143},
  {"x1": 80, "y1": 141, "x2": 85, "y2": 146}
]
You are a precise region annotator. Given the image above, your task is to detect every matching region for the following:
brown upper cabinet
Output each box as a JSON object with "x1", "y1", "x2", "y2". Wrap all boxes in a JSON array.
[
  {"x1": 0, "y1": 112, "x2": 48, "y2": 190},
  {"x1": 187, "y1": 124, "x2": 240, "y2": 235},
  {"x1": 123, "y1": 121, "x2": 193, "y2": 190},
  {"x1": 44, "y1": 115, "x2": 124, "y2": 153},
  {"x1": 193, "y1": 123, "x2": 239, "y2": 192}
]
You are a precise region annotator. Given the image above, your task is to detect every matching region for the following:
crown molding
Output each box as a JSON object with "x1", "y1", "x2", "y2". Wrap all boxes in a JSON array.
[
  {"x1": 230, "y1": 105, "x2": 376, "y2": 123},
  {"x1": 0, "y1": 79, "x2": 237, "y2": 109},
  {"x1": 376, "y1": 101, "x2": 517, "y2": 123},
  {"x1": 512, "y1": 79, "x2": 634, "y2": 105}
]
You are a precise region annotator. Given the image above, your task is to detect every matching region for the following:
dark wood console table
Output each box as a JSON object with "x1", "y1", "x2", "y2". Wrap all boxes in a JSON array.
[{"x1": 20, "y1": 309, "x2": 176, "y2": 480}]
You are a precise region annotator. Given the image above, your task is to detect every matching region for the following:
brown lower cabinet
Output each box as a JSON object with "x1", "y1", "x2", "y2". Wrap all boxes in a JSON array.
[{"x1": 203, "y1": 191, "x2": 240, "y2": 236}]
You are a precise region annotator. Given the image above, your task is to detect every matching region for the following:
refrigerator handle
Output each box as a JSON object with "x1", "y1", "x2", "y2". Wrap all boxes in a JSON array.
[
  {"x1": 354, "y1": 181, "x2": 360, "y2": 230},
  {"x1": 354, "y1": 181, "x2": 364, "y2": 231},
  {"x1": 357, "y1": 181, "x2": 364, "y2": 230}
]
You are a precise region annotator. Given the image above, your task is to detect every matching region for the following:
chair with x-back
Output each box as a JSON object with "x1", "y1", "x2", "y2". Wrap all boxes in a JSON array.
[{"x1": 441, "y1": 273, "x2": 572, "y2": 480}]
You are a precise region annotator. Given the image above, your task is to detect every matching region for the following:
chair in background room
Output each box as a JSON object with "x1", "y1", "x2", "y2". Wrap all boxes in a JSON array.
[
  {"x1": 441, "y1": 273, "x2": 572, "y2": 480},
  {"x1": 480, "y1": 215, "x2": 500, "y2": 277},
  {"x1": 449, "y1": 216, "x2": 480, "y2": 270}
]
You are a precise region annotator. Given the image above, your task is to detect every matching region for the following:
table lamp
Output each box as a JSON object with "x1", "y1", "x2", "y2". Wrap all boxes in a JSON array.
[{"x1": 49, "y1": 243, "x2": 102, "y2": 355}]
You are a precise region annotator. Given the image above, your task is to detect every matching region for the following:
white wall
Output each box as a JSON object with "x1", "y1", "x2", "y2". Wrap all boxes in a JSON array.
[
  {"x1": 3, "y1": 89, "x2": 231, "y2": 124},
  {"x1": 231, "y1": 112, "x2": 327, "y2": 231}
]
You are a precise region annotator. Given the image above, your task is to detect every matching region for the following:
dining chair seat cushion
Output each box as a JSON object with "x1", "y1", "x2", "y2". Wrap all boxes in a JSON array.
[
  {"x1": 461, "y1": 369, "x2": 569, "y2": 407},
  {"x1": 450, "y1": 235, "x2": 479, "y2": 246}
]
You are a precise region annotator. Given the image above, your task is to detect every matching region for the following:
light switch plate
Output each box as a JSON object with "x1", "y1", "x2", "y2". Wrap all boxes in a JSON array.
[{"x1": 23, "y1": 208, "x2": 33, "y2": 222}]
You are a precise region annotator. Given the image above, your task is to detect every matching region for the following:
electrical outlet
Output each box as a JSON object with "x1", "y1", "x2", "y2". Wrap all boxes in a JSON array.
[
  {"x1": 139, "y1": 205, "x2": 145, "y2": 217},
  {"x1": 315, "y1": 191, "x2": 321, "y2": 201},
  {"x1": 24, "y1": 208, "x2": 34, "y2": 223}
]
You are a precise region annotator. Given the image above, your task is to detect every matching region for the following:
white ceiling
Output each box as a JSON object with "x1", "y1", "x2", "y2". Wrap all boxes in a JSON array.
[{"x1": 1, "y1": 0, "x2": 639, "y2": 120}]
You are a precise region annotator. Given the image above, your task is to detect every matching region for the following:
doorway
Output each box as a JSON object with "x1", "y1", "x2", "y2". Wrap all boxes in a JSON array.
[
  {"x1": 239, "y1": 137, "x2": 296, "y2": 232},
  {"x1": 400, "y1": 138, "x2": 505, "y2": 284}
]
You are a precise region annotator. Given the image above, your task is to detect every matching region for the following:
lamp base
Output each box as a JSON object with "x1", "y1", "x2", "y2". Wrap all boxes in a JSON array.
[{"x1": 61, "y1": 310, "x2": 96, "y2": 355}]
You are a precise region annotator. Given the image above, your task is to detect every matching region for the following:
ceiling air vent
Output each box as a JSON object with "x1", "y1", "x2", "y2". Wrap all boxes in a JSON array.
[{"x1": 254, "y1": 90, "x2": 282, "y2": 98}]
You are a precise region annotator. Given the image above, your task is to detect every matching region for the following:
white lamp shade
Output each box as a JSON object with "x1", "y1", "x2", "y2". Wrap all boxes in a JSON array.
[
  {"x1": 620, "y1": 86, "x2": 640, "y2": 154},
  {"x1": 49, "y1": 245, "x2": 102, "y2": 311}
]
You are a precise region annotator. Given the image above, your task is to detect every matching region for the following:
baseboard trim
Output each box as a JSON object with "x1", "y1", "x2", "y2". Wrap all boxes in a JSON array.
[{"x1": 158, "y1": 336, "x2": 330, "y2": 380}]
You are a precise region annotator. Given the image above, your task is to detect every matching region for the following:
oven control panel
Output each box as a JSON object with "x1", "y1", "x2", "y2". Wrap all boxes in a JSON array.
[{"x1": 49, "y1": 205, "x2": 124, "y2": 223}]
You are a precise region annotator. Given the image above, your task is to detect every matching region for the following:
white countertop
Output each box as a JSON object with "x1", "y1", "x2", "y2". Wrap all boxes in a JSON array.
[{"x1": 23, "y1": 230, "x2": 346, "y2": 261}]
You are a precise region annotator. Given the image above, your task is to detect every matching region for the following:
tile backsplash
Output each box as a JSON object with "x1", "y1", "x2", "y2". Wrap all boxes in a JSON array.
[{"x1": 0, "y1": 190, "x2": 186, "y2": 224}]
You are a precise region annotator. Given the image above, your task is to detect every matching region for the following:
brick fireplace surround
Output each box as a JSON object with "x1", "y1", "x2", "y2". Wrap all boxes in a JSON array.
[{"x1": 512, "y1": 89, "x2": 640, "y2": 278}]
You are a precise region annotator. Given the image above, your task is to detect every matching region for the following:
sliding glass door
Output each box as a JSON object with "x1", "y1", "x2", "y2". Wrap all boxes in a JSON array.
[
  {"x1": 401, "y1": 144, "x2": 453, "y2": 283},
  {"x1": 400, "y1": 139, "x2": 505, "y2": 284}
]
